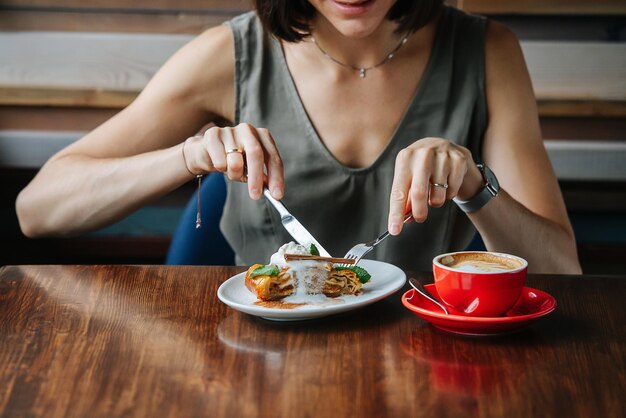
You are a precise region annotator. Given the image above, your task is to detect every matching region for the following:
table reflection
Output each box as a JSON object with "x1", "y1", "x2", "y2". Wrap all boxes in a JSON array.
[{"x1": 401, "y1": 328, "x2": 547, "y2": 398}]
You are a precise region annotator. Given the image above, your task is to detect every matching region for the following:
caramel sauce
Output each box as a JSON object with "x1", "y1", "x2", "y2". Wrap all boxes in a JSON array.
[{"x1": 254, "y1": 300, "x2": 305, "y2": 309}]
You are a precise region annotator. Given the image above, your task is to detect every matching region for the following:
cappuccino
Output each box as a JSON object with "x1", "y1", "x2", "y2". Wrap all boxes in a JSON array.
[
  {"x1": 433, "y1": 251, "x2": 528, "y2": 316},
  {"x1": 439, "y1": 252, "x2": 523, "y2": 273}
]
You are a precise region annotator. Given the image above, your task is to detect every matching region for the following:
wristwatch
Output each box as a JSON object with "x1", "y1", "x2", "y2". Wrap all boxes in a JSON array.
[{"x1": 454, "y1": 163, "x2": 500, "y2": 213}]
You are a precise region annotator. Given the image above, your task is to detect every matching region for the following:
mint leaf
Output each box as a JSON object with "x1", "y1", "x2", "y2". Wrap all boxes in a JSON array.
[
  {"x1": 309, "y1": 244, "x2": 320, "y2": 256},
  {"x1": 335, "y1": 266, "x2": 371, "y2": 284},
  {"x1": 249, "y1": 265, "x2": 280, "y2": 278}
]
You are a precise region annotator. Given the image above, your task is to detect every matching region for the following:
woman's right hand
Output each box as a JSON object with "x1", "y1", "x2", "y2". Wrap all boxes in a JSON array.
[{"x1": 183, "y1": 123, "x2": 285, "y2": 200}]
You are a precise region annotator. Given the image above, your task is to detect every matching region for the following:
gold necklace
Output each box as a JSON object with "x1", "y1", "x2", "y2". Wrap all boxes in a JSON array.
[{"x1": 311, "y1": 33, "x2": 410, "y2": 78}]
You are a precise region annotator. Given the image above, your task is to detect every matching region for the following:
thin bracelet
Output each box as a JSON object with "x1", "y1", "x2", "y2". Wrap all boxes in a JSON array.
[
  {"x1": 181, "y1": 138, "x2": 195, "y2": 176},
  {"x1": 182, "y1": 137, "x2": 204, "y2": 229}
]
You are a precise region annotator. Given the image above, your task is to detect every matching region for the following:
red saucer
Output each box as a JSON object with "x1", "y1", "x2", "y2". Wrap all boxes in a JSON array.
[{"x1": 402, "y1": 284, "x2": 557, "y2": 336}]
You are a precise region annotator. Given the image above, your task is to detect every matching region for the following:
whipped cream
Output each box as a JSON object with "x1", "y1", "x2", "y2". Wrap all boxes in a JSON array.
[{"x1": 269, "y1": 241, "x2": 310, "y2": 266}]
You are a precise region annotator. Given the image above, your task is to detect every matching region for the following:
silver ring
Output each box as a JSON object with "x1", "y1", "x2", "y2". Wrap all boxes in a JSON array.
[
  {"x1": 226, "y1": 147, "x2": 244, "y2": 155},
  {"x1": 430, "y1": 183, "x2": 449, "y2": 189}
]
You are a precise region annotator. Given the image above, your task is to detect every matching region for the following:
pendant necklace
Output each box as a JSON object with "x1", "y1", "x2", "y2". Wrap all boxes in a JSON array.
[{"x1": 311, "y1": 33, "x2": 410, "y2": 78}]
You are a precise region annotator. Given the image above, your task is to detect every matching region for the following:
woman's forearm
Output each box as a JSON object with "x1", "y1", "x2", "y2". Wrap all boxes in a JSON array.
[
  {"x1": 16, "y1": 143, "x2": 193, "y2": 237},
  {"x1": 467, "y1": 189, "x2": 582, "y2": 274}
]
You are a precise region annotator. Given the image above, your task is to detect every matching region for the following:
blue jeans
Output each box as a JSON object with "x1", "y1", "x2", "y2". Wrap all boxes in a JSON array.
[{"x1": 165, "y1": 173, "x2": 235, "y2": 265}]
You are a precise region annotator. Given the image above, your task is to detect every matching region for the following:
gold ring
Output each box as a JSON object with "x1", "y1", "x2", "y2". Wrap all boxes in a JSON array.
[
  {"x1": 226, "y1": 147, "x2": 244, "y2": 155},
  {"x1": 430, "y1": 183, "x2": 449, "y2": 189}
]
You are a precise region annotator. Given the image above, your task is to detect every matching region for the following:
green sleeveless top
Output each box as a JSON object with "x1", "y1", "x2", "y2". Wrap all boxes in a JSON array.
[{"x1": 221, "y1": 7, "x2": 487, "y2": 271}]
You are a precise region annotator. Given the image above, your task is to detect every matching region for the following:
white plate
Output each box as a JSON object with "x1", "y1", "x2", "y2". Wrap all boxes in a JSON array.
[{"x1": 217, "y1": 260, "x2": 407, "y2": 321}]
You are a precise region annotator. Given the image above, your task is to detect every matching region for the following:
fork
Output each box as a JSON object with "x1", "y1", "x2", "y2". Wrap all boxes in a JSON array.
[{"x1": 341, "y1": 213, "x2": 413, "y2": 266}]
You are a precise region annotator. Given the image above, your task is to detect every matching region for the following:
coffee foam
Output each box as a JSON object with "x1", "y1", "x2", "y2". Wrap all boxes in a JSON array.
[{"x1": 439, "y1": 252, "x2": 523, "y2": 273}]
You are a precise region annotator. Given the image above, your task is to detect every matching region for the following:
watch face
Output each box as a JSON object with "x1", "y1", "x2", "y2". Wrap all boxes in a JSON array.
[{"x1": 482, "y1": 165, "x2": 500, "y2": 193}]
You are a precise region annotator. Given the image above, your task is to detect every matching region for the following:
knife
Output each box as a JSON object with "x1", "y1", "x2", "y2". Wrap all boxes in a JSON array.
[{"x1": 263, "y1": 188, "x2": 331, "y2": 257}]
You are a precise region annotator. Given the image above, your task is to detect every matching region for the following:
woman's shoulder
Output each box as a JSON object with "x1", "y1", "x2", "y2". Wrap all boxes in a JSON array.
[
  {"x1": 146, "y1": 22, "x2": 236, "y2": 120},
  {"x1": 442, "y1": 7, "x2": 522, "y2": 69},
  {"x1": 482, "y1": 17, "x2": 525, "y2": 79},
  {"x1": 180, "y1": 23, "x2": 235, "y2": 81},
  {"x1": 485, "y1": 19, "x2": 521, "y2": 54}
]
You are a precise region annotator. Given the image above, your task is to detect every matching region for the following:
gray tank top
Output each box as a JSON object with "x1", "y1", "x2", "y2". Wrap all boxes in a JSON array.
[{"x1": 221, "y1": 7, "x2": 487, "y2": 271}]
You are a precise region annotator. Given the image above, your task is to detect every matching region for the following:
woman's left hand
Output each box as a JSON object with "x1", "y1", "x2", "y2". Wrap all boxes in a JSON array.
[{"x1": 388, "y1": 137, "x2": 484, "y2": 235}]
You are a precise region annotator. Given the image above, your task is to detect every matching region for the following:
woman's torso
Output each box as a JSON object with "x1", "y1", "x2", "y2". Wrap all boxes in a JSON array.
[
  {"x1": 220, "y1": 6, "x2": 487, "y2": 271},
  {"x1": 280, "y1": 17, "x2": 437, "y2": 169}
]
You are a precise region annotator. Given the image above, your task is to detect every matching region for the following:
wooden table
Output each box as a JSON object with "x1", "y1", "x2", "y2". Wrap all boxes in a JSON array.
[{"x1": 0, "y1": 265, "x2": 624, "y2": 418}]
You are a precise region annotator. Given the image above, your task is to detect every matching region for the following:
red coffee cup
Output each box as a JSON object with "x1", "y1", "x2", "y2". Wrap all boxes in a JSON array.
[{"x1": 432, "y1": 251, "x2": 528, "y2": 317}]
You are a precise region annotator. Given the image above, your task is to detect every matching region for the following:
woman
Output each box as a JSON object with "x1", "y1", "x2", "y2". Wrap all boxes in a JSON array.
[{"x1": 15, "y1": 0, "x2": 581, "y2": 273}]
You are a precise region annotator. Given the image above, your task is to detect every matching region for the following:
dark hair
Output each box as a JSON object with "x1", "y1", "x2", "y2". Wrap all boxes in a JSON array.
[{"x1": 254, "y1": 0, "x2": 444, "y2": 42}]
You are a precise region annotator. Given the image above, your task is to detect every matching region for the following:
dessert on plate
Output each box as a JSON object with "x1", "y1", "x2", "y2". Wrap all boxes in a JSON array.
[{"x1": 245, "y1": 242, "x2": 371, "y2": 302}]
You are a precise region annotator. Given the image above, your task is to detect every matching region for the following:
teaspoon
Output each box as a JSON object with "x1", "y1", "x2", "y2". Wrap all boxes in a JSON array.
[{"x1": 409, "y1": 278, "x2": 449, "y2": 315}]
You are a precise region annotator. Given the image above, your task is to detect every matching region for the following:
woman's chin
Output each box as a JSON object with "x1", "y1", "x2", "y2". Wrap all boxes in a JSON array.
[
  {"x1": 331, "y1": 24, "x2": 378, "y2": 39},
  {"x1": 311, "y1": 0, "x2": 395, "y2": 38}
]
